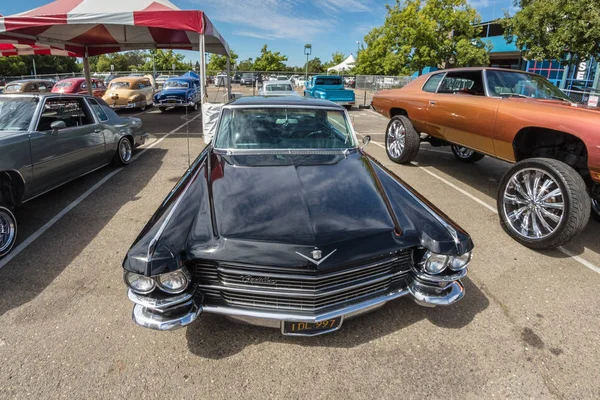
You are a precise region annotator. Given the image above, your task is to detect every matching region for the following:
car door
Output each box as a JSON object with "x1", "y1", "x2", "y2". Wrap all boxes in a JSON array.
[
  {"x1": 426, "y1": 70, "x2": 500, "y2": 155},
  {"x1": 28, "y1": 97, "x2": 106, "y2": 195}
]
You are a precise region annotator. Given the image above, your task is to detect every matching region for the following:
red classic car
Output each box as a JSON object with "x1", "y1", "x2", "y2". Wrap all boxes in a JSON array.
[{"x1": 52, "y1": 77, "x2": 106, "y2": 97}]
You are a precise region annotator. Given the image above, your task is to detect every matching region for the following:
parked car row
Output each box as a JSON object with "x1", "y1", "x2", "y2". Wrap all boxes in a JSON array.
[{"x1": 372, "y1": 67, "x2": 600, "y2": 249}]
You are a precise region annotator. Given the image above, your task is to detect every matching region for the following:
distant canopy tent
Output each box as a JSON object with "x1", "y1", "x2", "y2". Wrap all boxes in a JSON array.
[
  {"x1": 0, "y1": 0, "x2": 231, "y2": 102},
  {"x1": 327, "y1": 54, "x2": 356, "y2": 73}
]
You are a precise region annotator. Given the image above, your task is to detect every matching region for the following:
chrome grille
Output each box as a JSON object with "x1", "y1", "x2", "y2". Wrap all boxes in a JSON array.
[{"x1": 194, "y1": 251, "x2": 412, "y2": 313}]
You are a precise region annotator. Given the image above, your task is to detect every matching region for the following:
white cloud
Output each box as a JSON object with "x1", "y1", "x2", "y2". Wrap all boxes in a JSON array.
[
  {"x1": 314, "y1": 0, "x2": 373, "y2": 13},
  {"x1": 468, "y1": 0, "x2": 497, "y2": 8},
  {"x1": 189, "y1": 0, "x2": 332, "y2": 41}
]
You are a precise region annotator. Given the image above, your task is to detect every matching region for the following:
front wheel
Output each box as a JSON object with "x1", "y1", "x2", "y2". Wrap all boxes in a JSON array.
[
  {"x1": 592, "y1": 199, "x2": 600, "y2": 222},
  {"x1": 451, "y1": 145, "x2": 485, "y2": 163},
  {"x1": 113, "y1": 137, "x2": 134, "y2": 166},
  {"x1": 497, "y1": 158, "x2": 590, "y2": 249},
  {"x1": 385, "y1": 115, "x2": 420, "y2": 164},
  {"x1": 189, "y1": 102, "x2": 199, "y2": 112},
  {"x1": 0, "y1": 206, "x2": 17, "y2": 258}
]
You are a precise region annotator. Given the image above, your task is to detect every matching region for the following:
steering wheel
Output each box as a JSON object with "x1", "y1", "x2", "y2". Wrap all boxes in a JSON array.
[{"x1": 306, "y1": 130, "x2": 333, "y2": 140}]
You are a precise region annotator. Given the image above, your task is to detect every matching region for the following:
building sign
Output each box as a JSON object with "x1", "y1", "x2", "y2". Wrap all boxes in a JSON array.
[
  {"x1": 588, "y1": 95, "x2": 599, "y2": 108},
  {"x1": 576, "y1": 60, "x2": 588, "y2": 80}
]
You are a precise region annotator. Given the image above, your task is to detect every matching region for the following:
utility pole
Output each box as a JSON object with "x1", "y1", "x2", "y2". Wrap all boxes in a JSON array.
[
  {"x1": 304, "y1": 44, "x2": 312, "y2": 81},
  {"x1": 32, "y1": 58, "x2": 37, "y2": 78}
]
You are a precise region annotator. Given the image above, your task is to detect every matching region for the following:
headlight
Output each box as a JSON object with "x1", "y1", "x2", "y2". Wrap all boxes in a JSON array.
[
  {"x1": 449, "y1": 251, "x2": 472, "y2": 271},
  {"x1": 423, "y1": 252, "x2": 449, "y2": 275},
  {"x1": 156, "y1": 269, "x2": 190, "y2": 294},
  {"x1": 124, "y1": 272, "x2": 156, "y2": 294}
]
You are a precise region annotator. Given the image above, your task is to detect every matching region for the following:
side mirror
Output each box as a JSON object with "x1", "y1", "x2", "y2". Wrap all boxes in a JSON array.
[
  {"x1": 50, "y1": 120, "x2": 66, "y2": 134},
  {"x1": 361, "y1": 135, "x2": 371, "y2": 150}
]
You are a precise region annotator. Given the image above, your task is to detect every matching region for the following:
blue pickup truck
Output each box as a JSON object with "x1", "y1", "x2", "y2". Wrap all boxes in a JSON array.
[{"x1": 303, "y1": 75, "x2": 355, "y2": 109}]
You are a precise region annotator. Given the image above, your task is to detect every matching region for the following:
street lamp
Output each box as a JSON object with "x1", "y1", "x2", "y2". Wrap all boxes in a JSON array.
[
  {"x1": 356, "y1": 41, "x2": 360, "y2": 56},
  {"x1": 304, "y1": 44, "x2": 312, "y2": 81}
]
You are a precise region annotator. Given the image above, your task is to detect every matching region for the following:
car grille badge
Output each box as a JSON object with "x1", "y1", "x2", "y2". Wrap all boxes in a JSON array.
[{"x1": 296, "y1": 248, "x2": 337, "y2": 266}]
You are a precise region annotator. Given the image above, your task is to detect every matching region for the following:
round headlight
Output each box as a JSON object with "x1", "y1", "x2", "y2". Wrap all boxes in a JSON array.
[
  {"x1": 424, "y1": 253, "x2": 449, "y2": 275},
  {"x1": 156, "y1": 270, "x2": 189, "y2": 294},
  {"x1": 124, "y1": 272, "x2": 156, "y2": 294},
  {"x1": 449, "y1": 252, "x2": 472, "y2": 271}
]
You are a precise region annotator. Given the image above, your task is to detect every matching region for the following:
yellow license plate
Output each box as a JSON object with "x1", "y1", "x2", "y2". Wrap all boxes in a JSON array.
[{"x1": 282, "y1": 317, "x2": 342, "y2": 336}]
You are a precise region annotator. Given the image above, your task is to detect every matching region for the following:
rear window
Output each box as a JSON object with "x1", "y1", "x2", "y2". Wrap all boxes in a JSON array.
[
  {"x1": 266, "y1": 84, "x2": 293, "y2": 92},
  {"x1": 55, "y1": 82, "x2": 73, "y2": 89},
  {"x1": 315, "y1": 77, "x2": 342, "y2": 85},
  {"x1": 109, "y1": 81, "x2": 130, "y2": 89},
  {"x1": 4, "y1": 84, "x2": 22, "y2": 92}
]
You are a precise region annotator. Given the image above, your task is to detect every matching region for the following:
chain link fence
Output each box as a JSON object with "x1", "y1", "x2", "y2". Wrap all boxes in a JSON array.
[
  {"x1": 562, "y1": 88, "x2": 600, "y2": 107},
  {"x1": 354, "y1": 75, "x2": 414, "y2": 107}
]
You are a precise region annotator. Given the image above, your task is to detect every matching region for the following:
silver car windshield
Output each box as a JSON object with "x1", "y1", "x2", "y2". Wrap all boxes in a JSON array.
[
  {"x1": 215, "y1": 107, "x2": 355, "y2": 150},
  {"x1": 0, "y1": 98, "x2": 37, "y2": 131}
]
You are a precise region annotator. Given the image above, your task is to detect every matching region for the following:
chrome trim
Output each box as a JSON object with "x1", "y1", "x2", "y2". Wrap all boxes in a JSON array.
[
  {"x1": 295, "y1": 248, "x2": 337, "y2": 266},
  {"x1": 128, "y1": 289, "x2": 194, "y2": 310},
  {"x1": 412, "y1": 268, "x2": 468, "y2": 283},
  {"x1": 198, "y1": 271, "x2": 406, "y2": 299},
  {"x1": 132, "y1": 301, "x2": 201, "y2": 331},
  {"x1": 213, "y1": 148, "x2": 357, "y2": 156},
  {"x1": 408, "y1": 280, "x2": 464, "y2": 306}
]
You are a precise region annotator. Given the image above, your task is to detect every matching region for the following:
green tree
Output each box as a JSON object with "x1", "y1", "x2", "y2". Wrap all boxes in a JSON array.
[
  {"x1": 503, "y1": 0, "x2": 600, "y2": 63},
  {"x1": 237, "y1": 58, "x2": 254, "y2": 72},
  {"x1": 356, "y1": 0, "x2": 489, "y2": 76},
  {"x1": 141, "y1": 50, "x2": 187, "y2": 71},
  {"x1": 324, "y1": 51, "x2": 346, "y2": 69},
  {"x1": 253, "y1": 45, "x2": 288, "y2": 72},
  {"x1": 303, "y1": 57, "x2": 325, "y2": 73},
  {"x1": 0, "y1": 55, "x2": 80, "y2": 76},
  {"x1": 206, "y1": 50, "x2": 238, "y2": 73}
]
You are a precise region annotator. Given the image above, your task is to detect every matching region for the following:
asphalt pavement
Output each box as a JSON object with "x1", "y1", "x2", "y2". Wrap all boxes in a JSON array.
[{"x1": 0, "y1": 106, "x2": 598, "y2": 399}]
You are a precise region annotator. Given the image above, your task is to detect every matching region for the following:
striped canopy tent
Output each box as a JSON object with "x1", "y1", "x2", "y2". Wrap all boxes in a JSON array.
[
  {"x1": 0, "y1": 0, "x2": 232, "y2": 101},
  {"x1": 0, "y1": 43, "x2": 77, "y2": 57}
]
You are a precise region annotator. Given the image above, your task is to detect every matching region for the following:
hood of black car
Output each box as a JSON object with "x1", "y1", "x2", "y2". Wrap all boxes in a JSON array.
[{"x1": 211, "y1": 152, "x2": 396, "y2": 246}]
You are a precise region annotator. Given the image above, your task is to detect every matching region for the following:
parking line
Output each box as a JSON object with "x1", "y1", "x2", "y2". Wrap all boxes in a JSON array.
[
  {"x1": 363, "y1": 137, "x2": 600, "y2": 275},
  {"x1": 0, "y1": 113, "x2": 202, "y2": 270}
]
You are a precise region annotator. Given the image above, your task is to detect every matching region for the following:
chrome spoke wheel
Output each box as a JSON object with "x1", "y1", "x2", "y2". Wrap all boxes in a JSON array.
[
  {"x1": 386, "y1": 120, "x2": 406, "y2": 158},
  {"x1": 502, "y1": 168, "x2": 565, "y2": 239},
  {"x1": 454, "y1": 146, "x2": 474, "y2": 159},
  {"x1": 120, "y1": 139, "x2": 132, "y2": 163},
  {"x1": 0, "y1": 208, "x2": 16, "y2": 255}
]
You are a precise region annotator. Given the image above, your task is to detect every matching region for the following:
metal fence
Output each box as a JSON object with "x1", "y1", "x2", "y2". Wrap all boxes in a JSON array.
[
  {"x1": 562, "y1": 88, "x2": 600, "y2": 106},
  {"x1": 355, "y1": 75, "x2": 414, "y2": 92}
]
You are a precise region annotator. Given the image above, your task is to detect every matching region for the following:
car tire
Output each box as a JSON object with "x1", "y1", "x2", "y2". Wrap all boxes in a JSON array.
[
  {"x1": 113, "y1": 137, "x2": 134, "y2": 166},
  {"x1": 385, "y1": 115, "x2": 420, "y2": 164},
  {"x1": 451, "y1": 145, "x2": 485, "y2": 163},
  {"x1": 592, "y1": 199, "x2": 600, "y2": 223},
  {"x1": 159, "y1": 107, "x2": 167, "y2": 113},
  {"x1": 0, "y1": 206, "x2": 17, "y2": 258},
  {"x1": 344, "y1": 105, "x2": 352, "y2": 111},
  {"x1": 497, "y1": 158, "x2": 590, "y2": 249},
  {"x1": 189, "y1": 102, "x2": 199, "y2": 112}
]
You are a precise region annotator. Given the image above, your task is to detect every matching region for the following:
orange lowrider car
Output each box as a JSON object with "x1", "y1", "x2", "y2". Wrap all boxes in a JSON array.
[
  {"x1": 372, "y1": 67, "x2": 600, "y2": 249},
  {"x1": 102, "y1": 76, "x2": 154, "y2": 111}
]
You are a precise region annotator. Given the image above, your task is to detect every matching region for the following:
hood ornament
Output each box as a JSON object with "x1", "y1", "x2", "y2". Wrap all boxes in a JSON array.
[{"x1": 296, "y1": 248, "x2": 337, "y2": 266}]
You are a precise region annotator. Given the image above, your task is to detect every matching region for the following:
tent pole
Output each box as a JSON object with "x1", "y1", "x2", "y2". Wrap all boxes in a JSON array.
[
  {"x1": 226, "y1": 56, "x2": 232, "y2": 101},
  {"x1": 83, "y1": 47, "x2": 93, "y2": 96},
  {"x1": 199, "y1": 33, "x2": 207, "y2": 139}
]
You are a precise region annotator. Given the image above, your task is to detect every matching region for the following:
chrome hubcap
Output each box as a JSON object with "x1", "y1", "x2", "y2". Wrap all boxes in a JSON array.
[
  {"x1": 120, "y1": 139, "x2": 132, "y2": 162},
  {"x1": 454, "y1": 145, "x2": 474, "y2": 158},
  {"x1": 0, "y1": 209, "x2": 16, "y2": 253},
  {"x1": 503, "y1": 168, "x2": 565, "y2": 239},
  {"x1": 387, "y1": 120, "x2": 406, "y2": 158}
]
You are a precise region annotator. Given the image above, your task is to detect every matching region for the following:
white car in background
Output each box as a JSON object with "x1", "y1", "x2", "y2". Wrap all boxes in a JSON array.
[
  {"x1": 258, "y1": 80, "x2": 299, "y2": 96},
  {"x1": 294, "y1": 77, "x2": 307, "y2": 88},
  {"x1": 155, "y1": 74, "x2": 171, "y2": 88}
]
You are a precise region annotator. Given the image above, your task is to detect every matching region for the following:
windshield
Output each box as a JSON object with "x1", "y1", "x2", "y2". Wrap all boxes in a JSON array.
[
  {"x1": 486, "y1": 70, "x2": 572, "y2": 101},
  {"x1": 266, "y1": 84, "x2": 293, "y2": 92},
  {"x1": 109, "y1": 81, "x2": 130, "y2": 89},
  {"x1": 0, "y1": 98, "x2": 37, "y2": 131},
  {"x1": 215, "y1": 107, "x2": 355, "y2": 150},
  {"x1": 164, "y1": 80, "x2": 190, "y2": 89}
]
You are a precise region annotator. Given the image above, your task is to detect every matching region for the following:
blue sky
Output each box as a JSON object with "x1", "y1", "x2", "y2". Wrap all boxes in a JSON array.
[{"x1": 0, "y1": 0, "x2": 517, "y2": 67}]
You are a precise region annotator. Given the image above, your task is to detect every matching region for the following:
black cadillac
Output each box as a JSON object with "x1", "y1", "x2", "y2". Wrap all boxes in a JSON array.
[{"x1": 123, "y1": 96, "x2": 474, "y2": 336}]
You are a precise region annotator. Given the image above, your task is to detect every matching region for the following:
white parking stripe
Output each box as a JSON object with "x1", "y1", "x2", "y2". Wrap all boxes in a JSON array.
[
  {"x1": 0, "y1": 113, "x2": 202, "y2": 270},
  {"x1": 361, "y1": 136, "x2": 600, "y2": 275}
]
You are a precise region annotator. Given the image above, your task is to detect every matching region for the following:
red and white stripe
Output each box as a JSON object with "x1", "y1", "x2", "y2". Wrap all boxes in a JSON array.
[
  {"x1": 0, "y1": 43, "x2": 77, "y2": 56},
  {"x1": 0, "y1": 0, "x2": 229, "y2": 57}
]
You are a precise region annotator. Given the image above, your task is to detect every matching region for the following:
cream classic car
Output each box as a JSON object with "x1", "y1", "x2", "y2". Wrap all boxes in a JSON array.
[{"x1": 102, "y1": 76, "x2": 155, "y2": 111}]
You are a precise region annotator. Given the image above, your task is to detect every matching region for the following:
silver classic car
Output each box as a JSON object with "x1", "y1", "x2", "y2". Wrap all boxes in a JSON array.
[{"x1": 0, "y1": 93, "x2": 148, "y2": 258}]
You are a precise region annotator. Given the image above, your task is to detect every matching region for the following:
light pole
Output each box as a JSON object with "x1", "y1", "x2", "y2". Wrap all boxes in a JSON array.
[
  {"x1": 304, "y1": 44, "x2": 312, "y2": 81},
  {"x1": 356, "y1": 41, "x2": 360, "y2": 56}
]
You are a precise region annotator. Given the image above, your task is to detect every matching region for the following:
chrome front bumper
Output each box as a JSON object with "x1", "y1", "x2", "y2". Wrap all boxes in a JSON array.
[
  {"x1": 110, "y1": 100, "x2": 145, "y2": 109},
  {"x1": 153, "y1": 100, "x2": 195, "y2": 108},
  {"x1": 128, "y1": 274, "x2": 466, "y2": 333}
]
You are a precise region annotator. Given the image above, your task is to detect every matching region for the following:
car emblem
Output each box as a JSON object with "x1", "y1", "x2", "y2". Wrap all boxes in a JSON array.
[{"x1": 295, "y1": 248, "x2": 337, "y2": 266}]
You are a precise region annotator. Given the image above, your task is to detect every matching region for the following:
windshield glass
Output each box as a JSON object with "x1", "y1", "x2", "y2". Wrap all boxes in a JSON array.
[
  {"x1": 0, "y1": 98, "x2": 37, "y2": 131},
  {"x1": 266, "y1": 84, "x2": 293, "y2": 92},
  {"x1": 164, "y1": 80, "x2": 190, "y2": 89},
  {"x1": 215, "y1": 107, "x2": 355, "y2": 150},
  {"x1": 109, "y1": 81, "x2": 130, "y2": 89},
  {"x1": 486, "y1": 70, "x2": 572, "y2": 101}
]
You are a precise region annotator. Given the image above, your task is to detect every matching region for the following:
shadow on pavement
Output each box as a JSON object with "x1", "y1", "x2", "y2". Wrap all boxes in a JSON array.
[
  {"x1": 186, "y1": 278, "x2": 489, "y2": 359},
  {"x1": 412, "y1": 148, "x2": 600, "y2": 256},
  {"x1": 0, "y1": 147, "x2": 167, "y2": 318}
]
